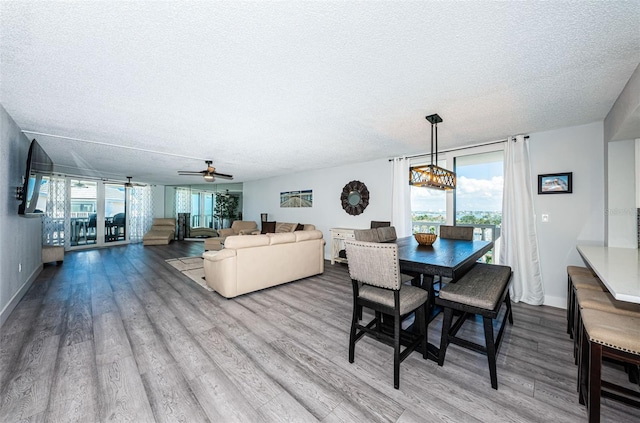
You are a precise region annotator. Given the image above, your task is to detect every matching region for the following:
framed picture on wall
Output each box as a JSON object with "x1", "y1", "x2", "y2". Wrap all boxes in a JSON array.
[{"x1": 538, "y1": 172, "x2": 572, "y2": 194}]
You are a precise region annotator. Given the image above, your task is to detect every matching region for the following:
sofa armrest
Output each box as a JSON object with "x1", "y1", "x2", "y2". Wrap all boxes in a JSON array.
[
  {"x1": 203, "y1": 249, "x2": 236, "y2": 262},
  {"x1": 238, "y1": 228, "x2": 260, "y2": 235},
  {"x1": 218, "y1": 228, "x2": 235, "y2": 237}
]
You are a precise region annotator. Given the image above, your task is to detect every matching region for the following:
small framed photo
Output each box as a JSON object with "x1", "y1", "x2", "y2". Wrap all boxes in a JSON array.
[{"x1": 538, "y1": 172, "x2": 572, "y2": 194}]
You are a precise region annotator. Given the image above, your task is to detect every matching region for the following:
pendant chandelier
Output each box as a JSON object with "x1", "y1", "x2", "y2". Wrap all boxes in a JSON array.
[{"x1": 409, "y1": 113, "x2": 456, "y2": 190}]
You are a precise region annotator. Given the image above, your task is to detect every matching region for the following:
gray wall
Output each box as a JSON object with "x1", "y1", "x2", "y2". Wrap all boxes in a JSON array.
[
  {"x1": 0, "y1": 104, "x2": 43, "y2": 326},
  {"x1": 529, "y1": 121, "x2": 605, "y2": 307},
  {"x1": 243, "y1": 123, "x2": 606, "y2": 309},
  {"x1": 607, "y1": 139, "x2": 636, "y2": 248}
]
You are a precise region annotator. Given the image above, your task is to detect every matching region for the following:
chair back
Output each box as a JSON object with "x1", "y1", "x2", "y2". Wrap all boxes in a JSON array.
[
  {"x1": 354, "y1": 228, "x2": 380, "y2": 242},
  {"x1": 376, "y1": 226, "x2": 397, "y2": 243},
  {"x1": 370, "y1": 221, "x2": 391, "y2": 228},
  {"x1": 439, "y1": 225, "x2": 473, "y2": 240},
  {"x1": 113, "y1": 213, "x2": 126, "y2": 225},
  {"x1": 345, "y1": 240, "x2": 402, "y2": 290}
]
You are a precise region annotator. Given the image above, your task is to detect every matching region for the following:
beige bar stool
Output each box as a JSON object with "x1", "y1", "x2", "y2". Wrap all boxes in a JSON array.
[
  {"x1": 567, "y1": 266, "x2": 597, "y2": 335},
  {"x1": 568, "y1": 271, "x2": 606, "y2": 340},
  {"x1": 579, "y1": 309, "x2": 640, "y2": 422},
  {"x1": 574, "y1": 289, "x2": 640, "y2": 363}
]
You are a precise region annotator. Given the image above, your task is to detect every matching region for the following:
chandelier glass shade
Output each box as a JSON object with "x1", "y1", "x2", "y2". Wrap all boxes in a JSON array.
[{"x1": 409, "y1": 114, "x2": 456, "y2": 190}]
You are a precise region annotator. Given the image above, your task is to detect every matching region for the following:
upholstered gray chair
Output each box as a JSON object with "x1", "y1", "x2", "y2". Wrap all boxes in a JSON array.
[{"x1": 344, "y1": 240, "x2": 428, "y2": 389}]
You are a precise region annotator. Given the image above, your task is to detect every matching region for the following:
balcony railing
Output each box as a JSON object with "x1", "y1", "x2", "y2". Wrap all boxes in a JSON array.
[{"x1": 412, "y1": 221, "x2": 500, "y2": 263}]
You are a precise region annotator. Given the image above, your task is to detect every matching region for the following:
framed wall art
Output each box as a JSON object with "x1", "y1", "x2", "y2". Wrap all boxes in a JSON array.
[
  {"x1": 280, "y1": 190, "x2": 313, "y2": 207},
  {"x1": 538, "y1": 172, "x2": 572, "y2": 194}
]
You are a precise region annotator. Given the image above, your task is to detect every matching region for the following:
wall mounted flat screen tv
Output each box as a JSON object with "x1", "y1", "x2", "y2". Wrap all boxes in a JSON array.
[{"x1": 18, "y1": 139, "x2": 53, "y2": 216}]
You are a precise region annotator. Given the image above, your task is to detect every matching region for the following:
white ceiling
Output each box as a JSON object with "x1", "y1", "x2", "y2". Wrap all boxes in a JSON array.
[{"x1": 1, "y1": 1, "x2": 639, "y2": 186}]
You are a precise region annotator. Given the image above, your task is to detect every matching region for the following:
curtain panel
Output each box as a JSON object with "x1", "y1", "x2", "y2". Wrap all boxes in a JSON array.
[
  {"x1": 392, "y1": 157, "x2": 412, "y2": 237},
  {"x1": 499, "y1": 135, "x2": 544, "y2": 304}
]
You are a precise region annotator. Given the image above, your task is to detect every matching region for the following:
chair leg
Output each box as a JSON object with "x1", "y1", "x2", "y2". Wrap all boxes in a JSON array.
[
  {"x1": 394, "y1": 312, "x2": 401, "y2": 389},
  {"x1": 483, "y1": 316, "x2": 498, "y2": 390},
  {"x1": 505, "y1": 295, "x2": 513, "y2": 324},
  {"x1": 438, "y1": 306, "x2": 454, "y2": 366},
  {"x1": 419, "y1": 303, "x2": 428, "y2": 360},
  {"x1": 567, "y1": 274, "x2": 573, "y2": 337},
  {"x1": 349, "y1": 302, "x2": 358, "y2": 364},
  {"x1": 588, "y1": 342, "x2": 603, "y2": 423}
]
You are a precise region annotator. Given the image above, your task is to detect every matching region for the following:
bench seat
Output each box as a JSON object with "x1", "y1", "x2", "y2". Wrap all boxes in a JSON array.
[{"x1": 436, "y1": 263, "x2": 513, "y2": 389}]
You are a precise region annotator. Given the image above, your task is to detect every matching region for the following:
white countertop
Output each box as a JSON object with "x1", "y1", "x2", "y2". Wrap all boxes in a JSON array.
[{"x1": 577, "y1": 245, "x2": 640, "y2": 304}]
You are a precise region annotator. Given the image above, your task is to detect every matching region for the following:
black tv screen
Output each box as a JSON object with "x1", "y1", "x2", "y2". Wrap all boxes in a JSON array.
[{"x1": 18, "y1": 139, "x2": 53, "y2": 216}]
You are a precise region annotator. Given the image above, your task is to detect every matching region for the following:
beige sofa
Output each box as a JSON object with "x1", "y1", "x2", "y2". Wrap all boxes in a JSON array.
[
  {"x1": 142, "y1": 218, "x2": 176, "y2": 245},
  {"x1": 203, "y1": 229, "x2": 325, "y2": 298},
  {"x1": 204, "y1": 220, "x2": 259, "y2": 251}
]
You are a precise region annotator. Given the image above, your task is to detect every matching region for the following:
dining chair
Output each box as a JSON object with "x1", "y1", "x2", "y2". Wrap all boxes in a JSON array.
[
  {"x1": 434, "y1": 225, "x2": 475, "y2": 293},
  {"x1": 439, "y1": 225, "x2": 474, "y2": 240},
  {"x1": 370, "y1": 220, "x2": 391, "y2": 228},
  {"x1": 344, "y1": 240, "x2": 428, "y2": 389}
]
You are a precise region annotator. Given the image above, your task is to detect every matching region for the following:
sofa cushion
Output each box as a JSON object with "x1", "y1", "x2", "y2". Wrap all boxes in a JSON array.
[
  {"x1": 295, "y1": 230, "x2": 323, "y2": 242},
  {"x1": 267, "y1": 232, "x2": 297, "y2": 245},
  {"x1": 276, "y1": 222, "x2": 296, "y2": 233},
  {"x1": 224, "y1": 234, "x2": 270, "y2": 249},
  {"x1": 261, "y1": 221, "x2": 276, "y2": 234}
]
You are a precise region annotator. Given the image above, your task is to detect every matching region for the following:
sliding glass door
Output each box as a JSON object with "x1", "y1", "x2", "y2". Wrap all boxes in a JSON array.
[
  {"x1": 410, "y1": 145, "x2": 504, "y2": 261},
  {"x1": 68, "y1": 179, "x2": 127, "y2": 249}
]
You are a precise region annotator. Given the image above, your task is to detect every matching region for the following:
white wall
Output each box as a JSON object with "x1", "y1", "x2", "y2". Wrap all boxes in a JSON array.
[
  {"x1": 607, "y1": 139, "x2": 636, "y2": 247},
  {"x1": 0, "y1": 104, "x2": 43, "y2": 326},
  {"x1": 243, "y1": 158, "x2": 393, "y2": 259},
  {"x1": 529, "y1": 121, "x2": 606, "y2": 308},
  {"x1": 151, "y1": 185, "x2": 165, "y2": 217}
]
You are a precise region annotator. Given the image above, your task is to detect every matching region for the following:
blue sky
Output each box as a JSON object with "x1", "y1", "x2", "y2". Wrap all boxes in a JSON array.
[{"x1": 412, "y1": 159, "x2": 503, "y2": 213}]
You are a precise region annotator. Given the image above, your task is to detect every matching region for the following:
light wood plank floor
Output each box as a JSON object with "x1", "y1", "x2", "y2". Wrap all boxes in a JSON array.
[{"x1": 1, "y1": 242, "x2": 638, "y2": 422}]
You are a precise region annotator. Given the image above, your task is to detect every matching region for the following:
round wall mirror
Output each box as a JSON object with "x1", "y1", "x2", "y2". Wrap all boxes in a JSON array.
[{"x1": 341, "y1": 180, "x2": 369, "y2": 215}]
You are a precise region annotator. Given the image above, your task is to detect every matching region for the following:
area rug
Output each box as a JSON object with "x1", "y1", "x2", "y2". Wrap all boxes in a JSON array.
[{"x1": 165, "y1": 256, "x2": 213, "y2": 291}]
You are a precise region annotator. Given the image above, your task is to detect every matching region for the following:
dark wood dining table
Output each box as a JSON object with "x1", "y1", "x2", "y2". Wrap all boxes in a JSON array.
[{"x1": 395, "y1": 235, "x2": 494, "y2": 360}]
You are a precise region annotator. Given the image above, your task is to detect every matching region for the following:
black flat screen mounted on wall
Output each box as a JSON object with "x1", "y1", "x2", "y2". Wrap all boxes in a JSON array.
[{"x1": 18, "y1": 139, "x2": 53, "y2": 216}]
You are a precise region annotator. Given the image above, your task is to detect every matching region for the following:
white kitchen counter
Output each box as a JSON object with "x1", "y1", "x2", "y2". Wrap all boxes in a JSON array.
[{"x1": 577, "y1": 245, "x2": 640, "y2": 304}]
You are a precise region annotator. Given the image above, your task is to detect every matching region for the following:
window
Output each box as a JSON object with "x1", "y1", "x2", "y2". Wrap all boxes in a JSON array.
[{"x1": 410, "y1": 146, "x2": 504, "y2": 258}]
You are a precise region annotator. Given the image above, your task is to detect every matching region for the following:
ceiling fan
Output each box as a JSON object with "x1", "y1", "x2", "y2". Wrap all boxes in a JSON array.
[
  {"x1": 124, "y1": 176, "x2": 145, "y2": 188},
  {"x1": 178, "y1": 160, "x2": 233, "y2": 182}
]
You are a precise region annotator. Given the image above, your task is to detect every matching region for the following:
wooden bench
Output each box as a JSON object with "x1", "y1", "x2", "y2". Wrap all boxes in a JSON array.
[{"x1": 435, "y1": 263, "x2": 513, "y2": 389}]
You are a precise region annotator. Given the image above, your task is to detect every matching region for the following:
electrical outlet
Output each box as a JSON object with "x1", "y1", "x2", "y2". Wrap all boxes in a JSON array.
[{"x1": 541, "y1": 214, "x2": 549, "y2": 223}]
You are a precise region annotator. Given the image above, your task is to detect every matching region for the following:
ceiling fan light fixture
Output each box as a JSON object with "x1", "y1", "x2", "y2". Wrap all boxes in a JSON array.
[
  {"x1": 203, "y1": 174, "x2": 215, "y2": 182},
  {"x1": 409, "y1": 113, "x2": 456, "y2": 190}
]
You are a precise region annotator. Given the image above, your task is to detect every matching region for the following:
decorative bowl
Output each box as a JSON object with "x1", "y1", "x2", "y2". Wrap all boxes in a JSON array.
[{"x1": 414, "y1": 233, "x2": 437, "y2": 246}]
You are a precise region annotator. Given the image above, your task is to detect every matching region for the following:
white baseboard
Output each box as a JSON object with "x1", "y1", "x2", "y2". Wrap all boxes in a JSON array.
[
  {"x1": 0, "y1": 264, "x2": 42, "y2": 327},
  {"x1": 543, "y1": 294, "x2": 566, "y2": 310}
]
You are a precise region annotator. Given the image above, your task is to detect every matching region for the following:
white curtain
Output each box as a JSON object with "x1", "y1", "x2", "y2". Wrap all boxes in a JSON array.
[
  {"x1": 175, "y1": 187, "x2": 191, "y2": 215},
  {"x1": 128, "y1": 185, "x2": 154, "y2": 243},
  {"x1": 499, "y1": 135, "x2": 544, "y2": 304},
  {"x1": 392, "y1": 157, "x2": 412, "y2": 237}
]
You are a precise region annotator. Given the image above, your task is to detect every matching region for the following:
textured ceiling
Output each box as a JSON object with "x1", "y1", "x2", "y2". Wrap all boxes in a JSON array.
[{"x1": 1, "y1": 1, "x2": 639, "y2": 186}]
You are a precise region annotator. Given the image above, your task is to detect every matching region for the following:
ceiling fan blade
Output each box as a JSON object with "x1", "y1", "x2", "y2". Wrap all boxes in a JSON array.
[
  {"x1": 212, "y1": 172, "x2": 233, "y2": 179},
  {"x1": 178, "y1": 170, "x2": 207, "y2": 175}
]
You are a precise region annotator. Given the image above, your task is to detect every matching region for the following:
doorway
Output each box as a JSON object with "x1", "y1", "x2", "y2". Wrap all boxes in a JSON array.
[{"x1": 68, "y1": 179, "x2": 128, "y2": 249}]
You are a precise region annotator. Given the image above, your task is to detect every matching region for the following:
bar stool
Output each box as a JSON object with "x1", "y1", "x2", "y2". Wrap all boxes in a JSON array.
[
  {"x1": 568, "y1": 271, "x2": 606, "y2": 340},
  {"x1": 574, "y1": 289, "x2": 640, "y2": 363},
  {"x1": 567, "y1": 266, "x2": 594, "y2": 335},
  {"x1": 578, "y1": 309, "x2": 640, "y2": 422}
]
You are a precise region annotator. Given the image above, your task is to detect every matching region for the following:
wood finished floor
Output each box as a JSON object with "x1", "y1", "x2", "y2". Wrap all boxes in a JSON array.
[{"x1": 1, "y1": 241, "x2": 639, "y2": 422}]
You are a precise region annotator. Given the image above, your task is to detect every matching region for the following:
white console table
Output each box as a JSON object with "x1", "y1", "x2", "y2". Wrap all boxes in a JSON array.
[{"x1": 330, "y1": 228, "x2": 356, "y2": 265}]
